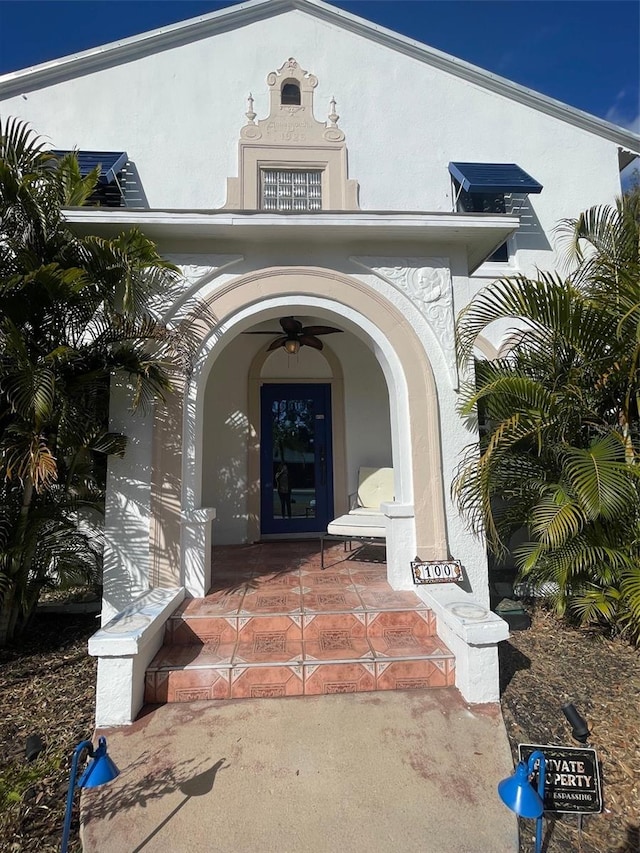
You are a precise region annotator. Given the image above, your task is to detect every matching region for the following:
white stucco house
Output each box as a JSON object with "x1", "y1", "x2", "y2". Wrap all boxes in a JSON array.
[{"x1": 1, "y1": 0, "x2": 638, "y2": 726}]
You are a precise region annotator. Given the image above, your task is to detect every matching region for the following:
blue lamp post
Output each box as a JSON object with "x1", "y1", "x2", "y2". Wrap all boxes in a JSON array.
[
  {"x1": 61, "y1": 736, "x2": 119, "y2": 853},
  {"x1": 498, "y1": 750, "x2": 546, "y2": 853}
]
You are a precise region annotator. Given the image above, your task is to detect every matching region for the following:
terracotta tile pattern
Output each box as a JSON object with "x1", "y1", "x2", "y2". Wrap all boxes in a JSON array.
[
  {"x1": 375, "y1": 659, "x2": 456, "y2": 690},
  {"x1": 147, "y1": 541, "x2": 455, "y2": 703},
  {"x1": 230, "y1": 665, "x2": 303, "y2": 699},
  {"x1": 303, "y1": 661, "x2": 376, "y2": 695},
  {"x1": 237, "y1": 615, "x2": 303, "y2": 644},
  {"x1": 145, "y1": 667, "x2": 231, "y2": 703}
]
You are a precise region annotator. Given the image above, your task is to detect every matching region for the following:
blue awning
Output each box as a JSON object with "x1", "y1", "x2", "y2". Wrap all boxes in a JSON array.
[
  {"x1": 51, "y1": 150, "x2": 128, "y2": 185},
  {"x1": 448, "y1": 162, "x2": 543, "y2": 194}
]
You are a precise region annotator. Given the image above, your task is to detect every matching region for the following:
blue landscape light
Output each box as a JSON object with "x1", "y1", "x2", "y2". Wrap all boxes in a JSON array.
[
  {"x1": 498, "y1": 761, "x2": 544, "y2": 818},
  {"x1": 498, "y1": 749, "x2": 546, "y2": 853},
  {"x1": 61, "y1": 736, "x2": 120, "y2": 853}
]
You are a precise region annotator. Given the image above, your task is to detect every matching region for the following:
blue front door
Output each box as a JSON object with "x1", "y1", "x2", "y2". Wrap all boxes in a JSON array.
[{"x1": 260, "y1": 384, "x2": 333, "y2": 535}]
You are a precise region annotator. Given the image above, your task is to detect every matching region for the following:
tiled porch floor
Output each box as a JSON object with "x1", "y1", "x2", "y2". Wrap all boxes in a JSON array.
[{"x1": 145, "y1": 540, "x2": 455, "y2": 703}]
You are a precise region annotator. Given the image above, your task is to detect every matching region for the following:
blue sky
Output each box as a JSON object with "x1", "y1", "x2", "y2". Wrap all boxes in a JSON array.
[{"x1": 0, "y1": 0, "x2": 638, "y2": 136}]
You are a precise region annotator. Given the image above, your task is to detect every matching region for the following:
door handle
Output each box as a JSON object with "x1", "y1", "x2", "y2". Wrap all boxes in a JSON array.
[{"x1": 320, "y1": 447, "x2": 326, "y2": 486}]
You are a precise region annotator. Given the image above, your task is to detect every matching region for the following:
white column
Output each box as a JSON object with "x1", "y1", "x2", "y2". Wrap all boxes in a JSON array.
[
  {"x1": 180, "y1": 508, "x2": 216, "y2": 597},
  {"x1": 381, "y1": 501, "x2": 416, "y2": 590},
  {"x1": 102, "y1": 377, "x2": 153, "y2": 624}
]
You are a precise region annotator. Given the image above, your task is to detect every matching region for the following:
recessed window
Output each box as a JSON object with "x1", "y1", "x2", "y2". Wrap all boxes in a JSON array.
[
  {"x1": 261, "y1": 169, "x2": 322, "y2": 211},
  {"x1": 455, "y1": 182, "x2": 509, "y2": 262},
  {"x1": 281, "y1": 82, "x2": 301, "y2": 105},
  {"x1": 448, "y1": 163, "x2": 543, "y2": 265}
]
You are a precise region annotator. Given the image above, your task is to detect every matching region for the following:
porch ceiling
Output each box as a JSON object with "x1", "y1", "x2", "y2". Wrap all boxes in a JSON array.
[{"x1": 64, "y1": 208, "x2": 519, "y2": 274}]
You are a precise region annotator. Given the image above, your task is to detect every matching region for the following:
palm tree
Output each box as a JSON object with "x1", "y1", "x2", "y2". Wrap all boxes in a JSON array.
[
  {"x1": 0, "y1": 117, "x2": 190, "y2": 644},
  {"x1": 454, "y1": 194, "x2": 640, "y2": 642}
]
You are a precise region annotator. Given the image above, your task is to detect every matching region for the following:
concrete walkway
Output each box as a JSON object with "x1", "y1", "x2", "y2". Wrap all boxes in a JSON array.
[{"x1": 82, "y1": 690, "x2": 518, "y2": 853}]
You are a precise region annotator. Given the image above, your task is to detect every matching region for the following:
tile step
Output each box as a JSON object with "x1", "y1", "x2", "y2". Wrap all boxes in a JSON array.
[
  {"x1": 166, "y1": 607, "x2": 437, "y2": 645},
  {"x1": 145, "y1": 555, "x2": 455, "y2": 704},
  {"x1": 145, "y1": 649, "x2": 455, "y2": 702}
]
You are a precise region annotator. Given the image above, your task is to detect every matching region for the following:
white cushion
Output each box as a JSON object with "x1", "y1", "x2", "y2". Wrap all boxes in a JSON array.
[
  {"x1": 356, "y1": 467, "x2": 393, "y2": 509},
  {"x1": 327, "y1": 513, "x2": 386, "y2": 538},
  {"x1": 349, "y1": 506, "x2": 385, "y2": 517}
]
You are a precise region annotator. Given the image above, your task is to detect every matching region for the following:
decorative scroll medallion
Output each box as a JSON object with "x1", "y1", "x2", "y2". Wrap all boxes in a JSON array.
[{"x1": 353, "y1": 257, "x2": 458, "y2": 386}]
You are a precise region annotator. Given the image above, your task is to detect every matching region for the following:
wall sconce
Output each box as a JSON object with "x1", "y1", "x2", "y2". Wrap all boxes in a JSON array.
[
  {"x1": 284, "y1": 339, "x2": 300, "y2": 355},
  {"x1": 61, "y1": 736, "x2": 120, "y2": 853},
  {"x1": 498, "y1": 749, "x2": 546, "y2": 853}
]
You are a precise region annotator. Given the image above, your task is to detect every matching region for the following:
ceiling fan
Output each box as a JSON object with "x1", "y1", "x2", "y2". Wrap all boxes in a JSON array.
[{"x1": 246, "y1": 316, "x2": 343, "y2": 354}]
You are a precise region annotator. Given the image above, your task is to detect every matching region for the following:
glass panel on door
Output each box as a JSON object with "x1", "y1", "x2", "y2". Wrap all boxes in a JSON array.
[
  {"x1": 260, "y1": 384, "x2": 332, "y2": 535},
  {"x1": 271, "y1": 395, "x2": 317, "y2": 521}
]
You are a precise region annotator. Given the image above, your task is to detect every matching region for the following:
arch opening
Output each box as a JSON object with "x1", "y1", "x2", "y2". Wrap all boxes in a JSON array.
[
  {"x1": 150, "y1": 268, "x2": 449, "y2": 596},
  {"x1": 281, "y1": 81, "x2": 301, "y2": 105}
]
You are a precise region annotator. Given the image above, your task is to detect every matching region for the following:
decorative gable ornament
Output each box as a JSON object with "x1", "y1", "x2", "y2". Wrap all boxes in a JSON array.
[
  {"x1": 242, "y1": 58, "x2": 345, "y2": 144},
  {"x1": 224, "y1": 58, "x2": 359, "y2": 210}
]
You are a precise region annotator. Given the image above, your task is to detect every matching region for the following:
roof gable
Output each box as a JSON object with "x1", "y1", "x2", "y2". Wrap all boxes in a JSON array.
[{"x1": 0, "y1": 0, "x2": 638, "y2": 154}]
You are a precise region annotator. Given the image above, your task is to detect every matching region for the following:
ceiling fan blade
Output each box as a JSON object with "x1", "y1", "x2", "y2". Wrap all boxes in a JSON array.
[
  {"x1": 280, "y1": 316, "x2": 303, "y2": 335},
  {"x1": 267, "y1": 336, "x2": 288, "y2": 351},
  {"x1": 244, "y1": 330, "x2": 283, "y2": 334},
  {"x1": 299, "y1": 334, "x2": 324, "y2": 350},
  {"x1": 301, "y1": 325, "x2": 343, "y2": 336}
]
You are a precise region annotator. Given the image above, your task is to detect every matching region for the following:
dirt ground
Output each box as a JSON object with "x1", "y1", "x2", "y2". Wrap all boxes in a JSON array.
[
  {"x1": 500, "y1": 608, "x2": 640, "y2": 853},
  {"x1": 0, "y1": 613, "x2": 97, "y2": 853},
  {"x1": 0, "y1": 606, "x2": 638, "y2": 853}
]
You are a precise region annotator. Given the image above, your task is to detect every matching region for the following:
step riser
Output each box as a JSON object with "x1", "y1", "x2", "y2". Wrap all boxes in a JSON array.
[
  {"x1": 167, "y1": 608, "x2": 437, "y2": 645},
  {"x1": 145, "y1": 658, "x2": 455, "y2": 703},
  {"x1": 146, "y1": 549, "x2": 456, "y2": 706}
]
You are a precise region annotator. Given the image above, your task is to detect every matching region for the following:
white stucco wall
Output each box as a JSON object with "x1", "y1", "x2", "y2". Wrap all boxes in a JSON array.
[
  {"x1": 102, "y1": 377, "x2": 154, "y2": 623},
  {"x1": 0, "y1": 8, "x2": 626, "y2": 270},
  {"x1": 324, "y1": 333, "x2": 392, "y2": 496},
  {"x1": 200, "y1": 335, "x2": 255, "y2": 544},
  {"x1": 2, "y1": 4, "x2": 632, "y2": 363}
]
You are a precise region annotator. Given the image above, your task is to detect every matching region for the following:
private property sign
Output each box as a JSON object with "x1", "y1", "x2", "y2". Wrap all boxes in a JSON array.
[{"x1": 518, "y1": 744, "x2": 602, "y2": 814}]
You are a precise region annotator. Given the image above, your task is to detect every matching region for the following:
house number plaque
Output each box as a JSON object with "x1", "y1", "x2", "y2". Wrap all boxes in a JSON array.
[{"x1": 411, "y1": 558, "x2": 463, "y2": 584}]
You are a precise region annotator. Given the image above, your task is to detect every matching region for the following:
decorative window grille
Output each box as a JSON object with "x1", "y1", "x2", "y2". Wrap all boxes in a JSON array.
[{"x1": 261, "y1": 170, "x2": 322, "y2": 211}]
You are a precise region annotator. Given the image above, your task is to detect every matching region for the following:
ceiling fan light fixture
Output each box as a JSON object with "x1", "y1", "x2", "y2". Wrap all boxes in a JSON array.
[{"x1": 244, "y1": 316, "x2": 342, "y2": 353}]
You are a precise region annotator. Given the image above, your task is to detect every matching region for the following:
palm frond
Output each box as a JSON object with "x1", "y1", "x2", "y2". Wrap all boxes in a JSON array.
[
  {"x1": 529, "y1": 485, "x2": 585, "y2": 547},
  {"x1": 54, "y1": 152, "x2": 100, "y2": 207},
  {"x1": 561, "y1": 435, "x2": 639, "y2": 520}
]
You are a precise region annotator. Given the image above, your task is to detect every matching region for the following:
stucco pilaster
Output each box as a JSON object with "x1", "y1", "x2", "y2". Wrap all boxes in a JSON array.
[{"x1": 150, "y1": 380, "x2": 185, "y2": 588}]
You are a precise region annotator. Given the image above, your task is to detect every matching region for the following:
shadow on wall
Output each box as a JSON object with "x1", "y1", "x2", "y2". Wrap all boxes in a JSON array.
[
  {"x1": 149, "y1": 386, "x2": 187, "y2": 590},
  {"x1": 209, "y1": 408, "x2": 255, "y2": 545},
  {"x1": 510, "y1": 196, "x2": 551, "y2": 252},
  {"x1": 121, "y1": 161, "x2": 149, "y2": 208},
  {"x1": 103, "y1": 460, "x2": 155, "y2": 621}
]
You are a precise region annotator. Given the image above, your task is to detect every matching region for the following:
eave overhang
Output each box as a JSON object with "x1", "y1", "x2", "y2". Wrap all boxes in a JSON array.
[{"x1": 63, "y1": 208, "x2": 519, "y2": 274}]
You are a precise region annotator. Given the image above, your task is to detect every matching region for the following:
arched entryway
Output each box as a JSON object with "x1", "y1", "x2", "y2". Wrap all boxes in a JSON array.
[{"x1": 149, "y1": 268, "x2": 448, "y2": 595}]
